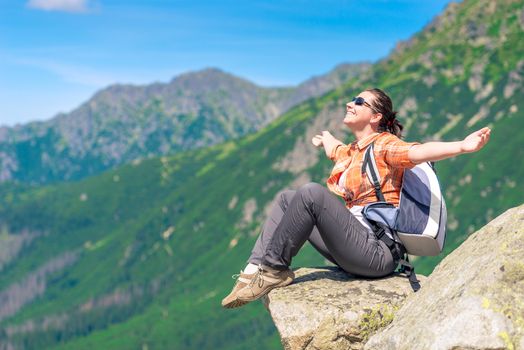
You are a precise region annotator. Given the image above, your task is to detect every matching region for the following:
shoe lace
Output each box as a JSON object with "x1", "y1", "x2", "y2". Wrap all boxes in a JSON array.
[
  {"x1": 231, "y1": 270, "x2": 243, "y2": 280},
  {"x1": 249, "y1": 265, "x2": 265, "y2": 289}
]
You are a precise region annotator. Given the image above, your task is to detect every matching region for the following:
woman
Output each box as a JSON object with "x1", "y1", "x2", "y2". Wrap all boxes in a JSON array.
[{"x1": 222, "y1": 88, "x2": 491, "y2": 308}]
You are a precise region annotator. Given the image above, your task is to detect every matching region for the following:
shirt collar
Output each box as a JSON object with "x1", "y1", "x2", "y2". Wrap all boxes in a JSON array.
[{"x1": 353, "y1": 132, "x2": 380, "y2": 151}]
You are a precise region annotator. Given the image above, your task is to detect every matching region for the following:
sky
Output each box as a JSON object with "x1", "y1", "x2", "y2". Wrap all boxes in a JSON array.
[{"x1": 0, "y1": 0, "x2": 454, "y2": 127}]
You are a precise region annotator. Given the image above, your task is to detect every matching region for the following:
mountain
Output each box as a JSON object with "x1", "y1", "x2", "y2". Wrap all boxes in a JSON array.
[
  {"x1": 0, "y1": 0, "x2": 523, "y2": 349},
  {"x1": 0, "y1": 64, "x2": 371, "y2": 185}
]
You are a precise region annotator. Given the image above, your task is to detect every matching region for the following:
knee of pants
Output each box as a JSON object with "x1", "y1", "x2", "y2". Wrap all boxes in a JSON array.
[
  {"x1": 278, "y1": 189, "x2": 296, "y2": 209},
  {"x1": 297, "y1": 182, "x2": 325, "y2": 205}
]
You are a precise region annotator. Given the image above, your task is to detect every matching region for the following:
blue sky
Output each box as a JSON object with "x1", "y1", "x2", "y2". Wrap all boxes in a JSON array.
[{"x1": 0, "y1": 0, "x2": 453, "y2": 126}]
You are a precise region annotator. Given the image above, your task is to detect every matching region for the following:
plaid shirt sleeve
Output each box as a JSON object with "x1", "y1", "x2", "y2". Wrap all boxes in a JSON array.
[
  {"x1": 379, "y1": 134, "x2": 420, "y2": 168},
  {"x1": 330, "y1": 144, "x2": 351, "y2": 162}
]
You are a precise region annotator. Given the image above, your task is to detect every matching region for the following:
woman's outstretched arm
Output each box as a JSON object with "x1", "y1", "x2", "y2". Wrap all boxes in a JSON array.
[
  {"x1": 312, "y1": 131, "x2": 345, "y2": 159},
  {"x1": 408, "y1": 127, "x2": 491, "y2": 164}
]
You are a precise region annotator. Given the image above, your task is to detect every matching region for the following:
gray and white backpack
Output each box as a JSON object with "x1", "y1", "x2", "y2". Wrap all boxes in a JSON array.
[{"x1": 361, "y1": 142, "x2": 447, "y2": 256}]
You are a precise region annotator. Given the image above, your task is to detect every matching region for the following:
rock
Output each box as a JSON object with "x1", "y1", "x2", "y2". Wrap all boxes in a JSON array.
[
  {"x1": 262, "y1": 266, "x2": 426, "y2": 350},
  {"x1": 364, "y1": 205, "x2": 524, "y2": 350}
]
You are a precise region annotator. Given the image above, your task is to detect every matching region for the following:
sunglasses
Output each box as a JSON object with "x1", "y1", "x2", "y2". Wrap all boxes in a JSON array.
[{"x1": 351, "y1": 96, "x2": 373, "y2": 108}]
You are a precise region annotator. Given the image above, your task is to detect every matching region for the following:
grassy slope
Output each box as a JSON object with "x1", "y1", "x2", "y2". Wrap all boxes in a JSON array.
[{"x1": 0, "y1": 97, "x2": 332, "y2": 349}]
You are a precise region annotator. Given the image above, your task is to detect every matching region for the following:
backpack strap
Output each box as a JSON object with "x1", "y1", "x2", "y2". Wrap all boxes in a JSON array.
[
  {"x1": 369, "y1": 221, "x2": 421, "y2": 292},
  {"x1": 362, "y1": 142, "x2": 421, "y2": 292},
  {"x1": 362, "y1": 142, "x2": 386, "y2": 202},
  {"x1": 398, "y1": 256, "x2": 421, "y2": 292}
]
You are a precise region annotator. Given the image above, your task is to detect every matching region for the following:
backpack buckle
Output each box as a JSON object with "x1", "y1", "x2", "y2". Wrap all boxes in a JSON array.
[
  {"x1": 375, "y1": 227, "x2": 386, "y2": 240},
  {"x1": 398, "y1": 258, "x2": 421, "y2": 292}
]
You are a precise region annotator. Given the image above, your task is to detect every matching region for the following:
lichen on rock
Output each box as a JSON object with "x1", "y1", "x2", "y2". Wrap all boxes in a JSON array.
[{"x1": 262, "y1": 267, "x2": 425, "y2": 350}]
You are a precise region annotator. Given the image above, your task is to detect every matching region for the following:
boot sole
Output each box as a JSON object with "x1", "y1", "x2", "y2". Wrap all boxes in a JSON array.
[{"x1": 222, "y1": 298, "x2": 248, "y2": 309}]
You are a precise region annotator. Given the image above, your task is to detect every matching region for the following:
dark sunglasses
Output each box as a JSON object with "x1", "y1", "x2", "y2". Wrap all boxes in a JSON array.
[{"x1": 351, "y1": 96, "x2": 373, "y2": 108}]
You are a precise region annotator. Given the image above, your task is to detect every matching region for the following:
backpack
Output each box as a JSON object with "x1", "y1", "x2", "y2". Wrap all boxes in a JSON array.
[
  {"x1": 360, "y1": 141, "x2": 448, "y2": 291},
  {"x1": 361, "y1": 141, "x2": 447, "y2": 255}
]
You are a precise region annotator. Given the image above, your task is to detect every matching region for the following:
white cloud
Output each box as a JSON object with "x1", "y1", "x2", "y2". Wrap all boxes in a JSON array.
[
  {"x1": 7, "y1": 55, "x2": 115, "y2": 87},
  {"x1": 27, "y1": 0, "x2": 90, "y2": 13},
  {"x1": 39, "y1": 61, "x2": 115, "y2": 87}
]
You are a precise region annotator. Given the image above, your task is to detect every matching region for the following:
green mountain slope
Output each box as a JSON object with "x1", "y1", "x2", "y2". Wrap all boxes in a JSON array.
[
  {"x1": 0, "y1": 97, "x2": 332, "y2": 349},
  {"x1": 363, "y1": 0, "x2": 524, "y2": 270},
  {"x1": 0, "y1": 0, "x2": 523, "y2": 348}
]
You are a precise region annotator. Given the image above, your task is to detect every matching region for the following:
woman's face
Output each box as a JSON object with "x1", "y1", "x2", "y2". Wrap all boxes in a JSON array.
[{"x1": 343, "y1": 90, "x2": 380, "y2": 130}]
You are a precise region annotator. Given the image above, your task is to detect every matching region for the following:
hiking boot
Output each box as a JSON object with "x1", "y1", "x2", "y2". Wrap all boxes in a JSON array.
[
  {"x1": 221, "y1": 271, "x2": 255, "y2": 309},
  {"x1": 236, "y1": 265, "x2": 294, "y2": 303}
]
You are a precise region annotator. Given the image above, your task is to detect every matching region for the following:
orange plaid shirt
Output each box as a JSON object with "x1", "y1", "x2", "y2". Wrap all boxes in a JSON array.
[{"x1": 327, "y1": 132, "x2": 419, "y2": 208}]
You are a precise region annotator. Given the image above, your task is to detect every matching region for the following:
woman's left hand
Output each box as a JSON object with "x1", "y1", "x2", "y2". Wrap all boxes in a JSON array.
[{"x1": 460, "y1": 127, "x2": 491, "y2": 153}]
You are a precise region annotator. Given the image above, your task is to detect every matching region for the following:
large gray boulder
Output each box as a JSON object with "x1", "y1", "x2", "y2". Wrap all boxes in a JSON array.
[
  {"x1": 364, "y1": 204, "x2": 524, "y2": 350},
  {"x1": 263, "y1": 204, "x2": 524, "y2": 350},
  {"x1": 262, "y1": 267, "x2": 426, "y2": 350}
]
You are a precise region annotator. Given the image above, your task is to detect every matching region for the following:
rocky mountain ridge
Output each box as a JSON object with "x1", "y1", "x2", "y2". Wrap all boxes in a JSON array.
[{"x1": 0, "y1": 63, "x2": 370, "y2": 184}]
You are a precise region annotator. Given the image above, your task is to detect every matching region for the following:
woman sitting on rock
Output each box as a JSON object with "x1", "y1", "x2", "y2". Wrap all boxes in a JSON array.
[{"x1": 222, "y1": 88, "x2": 491, "y2": 308}]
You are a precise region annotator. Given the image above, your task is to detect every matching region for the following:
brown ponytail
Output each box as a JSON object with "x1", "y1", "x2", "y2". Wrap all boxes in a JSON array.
[{"x1": 365, "y1": 88, "x2": 404, "y2": 138}]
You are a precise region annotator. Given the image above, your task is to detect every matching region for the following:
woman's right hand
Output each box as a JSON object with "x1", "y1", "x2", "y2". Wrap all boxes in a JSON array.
[{"x1": 312, "y1": 131, "x2": 344, "y2": 158}]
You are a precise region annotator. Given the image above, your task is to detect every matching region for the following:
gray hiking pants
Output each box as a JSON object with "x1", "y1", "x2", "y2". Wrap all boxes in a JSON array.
[{"x1": 249, "y1": 182, "x2": 396, "y2": 278}]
